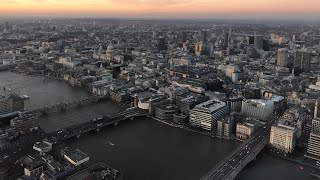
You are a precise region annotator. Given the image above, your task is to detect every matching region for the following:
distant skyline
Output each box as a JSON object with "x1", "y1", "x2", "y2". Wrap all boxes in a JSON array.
[{"x1": 1, "y1": 0, "x2": 320, "y2": 21}]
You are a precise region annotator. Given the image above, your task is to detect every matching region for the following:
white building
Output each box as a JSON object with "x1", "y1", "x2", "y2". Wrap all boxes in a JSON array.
[
  {"x1": 306, "y1": 132, "x2": 320, "y2": 160},
  {"x1": 309, "y1": 74, "x2": 320, "y2": 91},
  {"x1": 270, "y1": 122, "x2": 297, "y2": 154},
  {"x1": 172, "y1": 81, "x2": 205, "y2": 94},
  {"x1": 63, "y1": 149, "x2": 89, "y2": 167},
  {"x1": 190, "y1": 99, "x2": 229, "y2": 131},
  {"x1": 241, "y1": 99, "x2": 274, "y2": 121},
  {"x1": 236, "y1": 119, "x2": 259, "y2": 140},
  {"x1": 58, "y1": 56, "x2": 81, "y2": 68}
]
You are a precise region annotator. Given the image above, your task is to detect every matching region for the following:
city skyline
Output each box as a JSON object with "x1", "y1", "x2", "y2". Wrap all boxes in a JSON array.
[{"x1": 1, "y1": 0, "x2": 320, "y2": 20}]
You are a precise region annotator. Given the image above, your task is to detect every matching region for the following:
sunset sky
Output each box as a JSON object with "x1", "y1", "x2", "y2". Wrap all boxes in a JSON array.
[{"x1": 1, "y1": 0, "x2": 320, "y2": 19}]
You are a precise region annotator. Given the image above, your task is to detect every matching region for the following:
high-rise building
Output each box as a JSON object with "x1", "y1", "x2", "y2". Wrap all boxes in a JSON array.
[
  {"x1": 200, "y1": 30, "x2": 208, "y2": 42},
  {"x1": 294, "y1": 49, "x2": 311, "y2": 72},
  {"x1": 223, "y1": 30, "x2": 229, "y2": 49},
  {"x1": 189, "y1": 99, "x2": 229, "y2": 131},
  {"x1": 241, "y1": 99, "x2": 274, "y2": 121},
  {"x1": 182, "y1": 32, "x2": 188, "y2": 43},
  {"x1": 217, "y1": 115, "x2": 235, "y2": 139},
  {"x1": 228, "y1": 27, "x2": 232, "y2": 44},
  {"x1": 254, "y1": 35, "x2": 264, "y2": 49},
  {"x1": 4, "y1": 21, "x2": 9, "y2": 30},
  {"x1": 306, "y1": 100, "x2": 320, "y2": 160},
  {"x1": 248, "y1": 36, "x2": 255, "y2": 44},
  {"x1": 157, "y1": 36, "x2": 167, "y2": 51},
  {"x1": 270, "y1": 122, "x2": 297, "y2": 154},
  {"x1": 227, "y1": 96, "x2": 243, "y2": 113},
  {"x1": 306, "y1": 132, "x2": 320, "y2": 160},
  {"x1": 195, "y1": 42, "x2": 205, "y2": 56},
  {"x1": 277, "y1": 48, "x2": 288, "y2": 67},
  {"x1": 207, "y1": 43, "x2": 214, "y2": 57},
  {"x1": 152, "y1": 31, "x2": 157, "y2": 39}
]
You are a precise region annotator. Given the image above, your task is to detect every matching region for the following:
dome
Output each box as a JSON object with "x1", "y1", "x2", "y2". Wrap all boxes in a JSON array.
[{"x1": 106, "y1": 43, "x2": 114, "y2": 53}]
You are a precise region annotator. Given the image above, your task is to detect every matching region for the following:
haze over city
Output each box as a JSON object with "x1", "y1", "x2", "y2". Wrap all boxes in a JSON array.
[
  {"x1": 1, "y1": 0, "x2": 320, "y2": 20},
  {"x1": 2, "y1": 0, "x2": 320, "y2": 180}
]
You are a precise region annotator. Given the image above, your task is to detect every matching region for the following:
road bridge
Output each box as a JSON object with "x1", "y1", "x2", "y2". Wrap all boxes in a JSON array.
[{"x1": 200, "y1": 123, "x2": 272, "y2": 180}]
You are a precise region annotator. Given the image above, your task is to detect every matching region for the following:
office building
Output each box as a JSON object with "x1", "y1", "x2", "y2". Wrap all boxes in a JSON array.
[
  {"x1": 61, "y1": 148, "x2": 89, "y2": 167},
  {"x1": 178, "y1": 95, "x2": 209, "y2": 115},
  {"x1": 155, "y1": 104, "x2": 179, "y2": 121},
  {"x1": 200, "y1": 30, "x2": 208, "y2": 42},
  {"x1": 173, "y1": 113, "x2": 189, "y2": 125},
  {"x1": 223, "y1": 30, "x2": 229, "y2": 49},
  {"x1": 152, "y1": 31, "x2": 157, "y2": 39},
  {"x1": 254, "y1": 35, "x2": 264, "y2": 49},
  {"x1": 277, "y1": 48, "x2": 288, "y2": 67},
  {"x1": 189, "y1": 99, "x2": 229, "y2": 131},
  {"x1": 236, "y1": 118, "x2": 259, "y2": 140},
  {"x1": 306, "y1": 101, "x2": 320, "y2": 160},
  {"x1": 270, "y1": 122, "x2": 297, "y2": 154},
  {"x1": 217, "y1": 115, "x2": 235, "y2": 139},
  {"x1": 306, "y1": 132, "x2": 320, "y2": 160},
  {"x1": 0, "y1": 94, "x2": 24, "y2": 114},
  {"x1": 309, "y1": 74, "x2": 320, "y2": 91},
  {"x1": 157, "y1": 36, "x2": 167, "y2": 51},
  {"x1": 23, "y1": 155, "x2": 45, "y2": 178},
  {"x1": 241, "y1": 99, "x2": 274, "y2": 121},
  {"x1": 227, "y1": 96, "x2": 243, "y2": 113},
  {"x1": 195, "y1": 41, "x2": 205, "y2": 56},
  {"x1": 294, "y1": 49, "x2": 311, "y2": 72},
  {"x1": 182, "y1": 32, "x2": 188, "y2": 43}
]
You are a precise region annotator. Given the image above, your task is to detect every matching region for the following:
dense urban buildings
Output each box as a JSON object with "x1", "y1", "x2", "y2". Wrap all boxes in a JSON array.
[{"x1": 0, "y1": 17, "x2": 320, "y2": 180}]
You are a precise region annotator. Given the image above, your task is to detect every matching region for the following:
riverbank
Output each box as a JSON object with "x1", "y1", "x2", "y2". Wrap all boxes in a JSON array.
[
  {"x1": 150, "y1": 117, "x2": 214, "y2": 137},
  {"x1": 267, "y1": 150, "x2": 320, "y2": 170}
]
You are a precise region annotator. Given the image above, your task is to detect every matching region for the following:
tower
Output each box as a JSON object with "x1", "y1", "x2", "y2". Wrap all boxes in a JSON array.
[
  {"x1": 201, "y1": 30, "x2": 208, "y2": 43},
  {"x1": 254, "y1": 35, "x2": 264, "y2": 49},
  {"x1": 315, "y1": 99, "x2": 319, "y2": 119},
  {"x1": 182, "y1": 32, "x2": 187, "y2": 43},
  {"x1": 152, "y1": 31, "x2": 157, "y2": 39},
  {"x1": 277, "y1": 48, "x2": 288, "y2": 67},
  {"x1": 294, "y1": 49, "x2": 311, "y2": 72},
  {"x1": 223, "y1": 30, "x2": 229, "y2": 49},
  {"x1": 228, "y1": 27, "x2": 232, "y2": 44},
  {"x1": 157, "y1": 36, "x2": 167, "y2": 51}
]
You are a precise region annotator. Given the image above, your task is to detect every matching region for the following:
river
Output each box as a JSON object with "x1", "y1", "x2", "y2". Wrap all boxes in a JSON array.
[{"x1": 0, "y1": 71, "x2": 316, "y2": 180}]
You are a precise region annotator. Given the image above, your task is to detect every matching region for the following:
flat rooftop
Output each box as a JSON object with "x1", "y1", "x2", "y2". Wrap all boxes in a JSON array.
[
  {"x1": 195, "y1": 99, "x2": 226, "y2": 111},
  {"x1": 64, "y1": 149, "x2": 89, "y2": 163}
]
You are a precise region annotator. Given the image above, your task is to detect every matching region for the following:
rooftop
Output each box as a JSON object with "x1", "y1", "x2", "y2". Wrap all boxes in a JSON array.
[
  {"x1": 194, "y1": 99, "x2": 226, "y2": 111},
  {"x1": 63, "y1": 148, "x2": 89, "y2": 163}
]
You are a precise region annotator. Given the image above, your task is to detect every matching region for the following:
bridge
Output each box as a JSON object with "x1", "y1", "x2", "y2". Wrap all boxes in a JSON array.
[
  {"x1": 200, "y1": 123, "x2": 272, "y2": 180},
  {"x1": 47, "y1": 107, "x2": 148, "y2": 141},
  {"x1": 27, "y1": 96, "x2": 106, "y2": 117}
]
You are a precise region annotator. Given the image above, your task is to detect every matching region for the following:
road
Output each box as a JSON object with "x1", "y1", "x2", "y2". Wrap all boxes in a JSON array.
[{"x1": 201, "y1": 121, "x2": 273, "y2": 180}]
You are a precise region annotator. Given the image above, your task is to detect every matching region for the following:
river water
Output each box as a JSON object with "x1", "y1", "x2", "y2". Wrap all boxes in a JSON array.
[{"x1": 0, "y1": 71, "x2": 316, "y2": 180}]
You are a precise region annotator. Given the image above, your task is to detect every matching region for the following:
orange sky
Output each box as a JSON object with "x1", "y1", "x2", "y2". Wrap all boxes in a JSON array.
[{"x1": 1, "y1": 0, "x2": 320, "y2": 19}]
